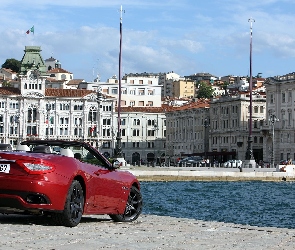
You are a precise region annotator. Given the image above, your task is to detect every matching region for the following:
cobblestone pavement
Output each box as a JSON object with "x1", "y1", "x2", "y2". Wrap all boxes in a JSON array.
[{"x1": 0, "y1": 214, "x2": 294, "y2": 250}]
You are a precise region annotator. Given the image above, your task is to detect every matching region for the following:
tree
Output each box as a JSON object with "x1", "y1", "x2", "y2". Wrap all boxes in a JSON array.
[
  {"x1": 2, "y1": 81, "x2": 11, "y2": 87},
  {"x1": 196, "y1": 81, "x2": 214, "y2": 99},
  {"x1": 2, "y1": 58, "x2": 21, "y2": 73}
]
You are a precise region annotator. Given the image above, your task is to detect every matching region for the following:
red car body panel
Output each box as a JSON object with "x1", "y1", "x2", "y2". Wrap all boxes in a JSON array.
[{"x1": 0, "y1": 142, "x2": 140, "y2": 217}]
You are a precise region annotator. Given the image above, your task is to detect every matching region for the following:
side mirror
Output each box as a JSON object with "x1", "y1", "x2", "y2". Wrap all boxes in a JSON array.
[{"x1": 112, "y1": 160, "x2": 121, "y2": 169}]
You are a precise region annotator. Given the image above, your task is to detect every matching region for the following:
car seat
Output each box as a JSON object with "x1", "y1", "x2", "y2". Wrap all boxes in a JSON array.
[
  {"x1": 60, "y1": 148, "x2": 74, "y2": 157},
  {"x1": 16, "y1": 145, "x2": 30, "y2": 151}
]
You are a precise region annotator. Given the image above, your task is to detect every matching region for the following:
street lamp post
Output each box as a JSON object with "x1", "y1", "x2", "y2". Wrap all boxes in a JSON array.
[
  {"x1": 245, "y1": 18, "x2": 255, "y2": 162},
  {"x1": 244, "y1": 18, "x2": 257, "y2": 168},
  {"x1": 97, "y1": 88, "x2": 103, "y2": 149},
  {"x1": 269, "y1": 114, "x2": 279, "y2": 168},
  {"x1": 203, "y1": 118, "x2": 210, "y2": 161},
  {"x1": 46, "y1": 104, "x2": 51, "y2": 140}
]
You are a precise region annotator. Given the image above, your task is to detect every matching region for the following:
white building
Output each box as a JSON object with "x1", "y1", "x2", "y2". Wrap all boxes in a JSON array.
[
  {"x1": 0, "y1": 46, "x2": 166, "y2": 163},
  {"x1": 78, "y1": 73, "x2": 162, "y2": 107}
]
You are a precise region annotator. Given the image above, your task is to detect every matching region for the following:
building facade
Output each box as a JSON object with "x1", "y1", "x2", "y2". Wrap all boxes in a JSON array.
[
  {"x1": 0, "y1": 46, "x2": 167, "y2": 164},
  {"x1": 264, "y1": 73, "x2": 295, "y2": 163},
  {"x1": 165, "y1": 99, "x2": 210, "y2": 162}
]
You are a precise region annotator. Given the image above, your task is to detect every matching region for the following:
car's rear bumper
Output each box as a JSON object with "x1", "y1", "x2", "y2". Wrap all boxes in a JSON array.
[{"x1": 0, "y1": 176, "x2": 68, "y2": 213}]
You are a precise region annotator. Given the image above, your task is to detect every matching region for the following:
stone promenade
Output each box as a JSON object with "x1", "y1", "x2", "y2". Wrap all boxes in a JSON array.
[
  {"x1": 125, "y1": 165, "x2": 295, "y2": 181},
  {"x1": 0, "y1": 214, "x2": 294, "y2": 250}
]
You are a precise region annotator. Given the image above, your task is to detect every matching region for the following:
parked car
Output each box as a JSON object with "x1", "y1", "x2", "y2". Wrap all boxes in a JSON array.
[
  {"x1": 0, "y1": 140, "x2": 143, "y2": 227},
  {"x1": 224, "y1": 159, "x2": 243, "y2": 168},
  {"x1": 178, "y1": 156, "x2": 204, "y2": 166}
]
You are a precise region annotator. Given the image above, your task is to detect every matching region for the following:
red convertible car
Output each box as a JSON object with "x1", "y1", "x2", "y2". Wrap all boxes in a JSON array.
[{"x1": 0, "y1": 140, "x2": 142, "y2": 227}]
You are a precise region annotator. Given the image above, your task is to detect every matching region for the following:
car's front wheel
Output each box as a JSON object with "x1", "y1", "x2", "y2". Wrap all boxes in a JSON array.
[
  {"x1": 109, "y1": 186, "x2": 142, "y2": 222},
  {"x1": 52, "y1": 180, "x2": 84, "y2": 227}
]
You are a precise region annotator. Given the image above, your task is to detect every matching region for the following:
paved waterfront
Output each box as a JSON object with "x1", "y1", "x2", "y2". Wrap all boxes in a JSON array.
[
  {"x1": 1, "y1": 166, "x2": 294, "y2": 249},
  {"x1": 0, "y1": 214, "x2": 294, "y2": 249},
  {"x1": 125, "y1": 165, "x2": 295, "y2": 181}
]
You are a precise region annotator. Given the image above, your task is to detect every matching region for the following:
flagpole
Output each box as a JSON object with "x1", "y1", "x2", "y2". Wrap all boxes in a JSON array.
[
  {"x1": 244, "y1": 18, "x2": 255, "y2": 169},
  {"x1": 114, "y1": 5, "x2": 124, "y2": 160}
]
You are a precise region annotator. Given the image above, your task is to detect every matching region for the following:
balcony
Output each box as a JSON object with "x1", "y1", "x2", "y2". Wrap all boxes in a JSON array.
[{"x1": 260, "y1": 125, "x2": 270, "y2": 136}]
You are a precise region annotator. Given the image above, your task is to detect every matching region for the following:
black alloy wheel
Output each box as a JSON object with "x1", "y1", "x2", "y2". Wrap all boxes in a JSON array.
[
  {"x1": 109, "y1": 186, "x2": 143, "y2": 222},
  {"x1": 52, "y1": 180, "x2": 84, "y2": 227}
]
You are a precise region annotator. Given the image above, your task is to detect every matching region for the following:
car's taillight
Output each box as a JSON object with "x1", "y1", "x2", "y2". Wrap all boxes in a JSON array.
[{"x1": 16, "y1": 160, "x2": 55, "y2": 174}]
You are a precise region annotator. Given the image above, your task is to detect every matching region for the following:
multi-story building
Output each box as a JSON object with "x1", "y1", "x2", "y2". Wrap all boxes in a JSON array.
[
  {"x1": 172, "y1": 79, "x2": 195, "y2": 98},
  {"x1": 210, "y1": 92, "x2": 266, "y2": 162},
  {"x1": 159, "y1": 72, "x2": 181, "y2": 97},
  {"x1": 78, "y1": 74, "x2": 162, "y2": 108},
  {"x1": 264, "y1": 73, "x2": 295, "y2": 163},
  {"x1": 165, "y1": 99, "x2": 210, "y2": 162},
  {"x1": 0, "y1": 46, "x2": 167, "y2": 165}
]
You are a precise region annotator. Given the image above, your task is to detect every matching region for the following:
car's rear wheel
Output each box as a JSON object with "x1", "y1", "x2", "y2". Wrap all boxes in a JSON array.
[
  {"x1": 109, "y1": 186, "x2": 142, "y2": 222},
  {"x1": 52, "y1": 180, "x2": 84, "y2": 227}
]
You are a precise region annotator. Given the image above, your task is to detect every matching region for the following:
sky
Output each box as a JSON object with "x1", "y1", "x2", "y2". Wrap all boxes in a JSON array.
[{"x1": 1, "y1": 0, "x2": 295, "y2": 82}]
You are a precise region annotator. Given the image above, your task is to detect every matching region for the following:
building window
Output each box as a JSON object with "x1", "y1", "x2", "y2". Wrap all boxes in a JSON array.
[
  {"x1": 120, "y1": 118, "x2": 126, "y2": 126},
  {"x1": 282, "y1": 92, "x2": 285, "y2": 103},
  {"x1": 147, "y1": 130, "x2": 155, "y2": 136},
  {"x1": 74, "y1": 104, "x2": 83, "y2": 110},
  {"x1": 132, "y1": 129, "x2": 140, "y2": 136},
  {"x1": 133, "y1": 119, "x2": 140, "y2": 126},
  {"x1": 103, "y1": 119, "x2": 111, "y2": 125},
  {"x1": 27, "y1": 107, "x2": 37, "y2": 122},
  {"x1": 148, "y1": 119, "x2": 156, "y2": 126},
  {"x1": 102, "y1": 142, "x2": 111, "y2": 148},
  {"x1": 148, "y1": 90, "x2": 154, "y2": 95},
  {"x1": 288, "y1": 92, "x2": 292, "y2": 102},
  {"x1": 9, "y1": 102, "x2": 19, "y2": 109},
  {"x1": 111, "y1": 88, "x2": 118, "y2": 94},
  {"x1": 60, "y1": 103, "x2": 70, "y2": 110},
  {"x1": 270, "y1": 94, "x2": 274, "y2": 104},
  {"x1": 27, "y1": 125, "x2": 37, "y2": 135},
  {"x1": 88, "y1": 108, "x2": 97, "y2": 122},
  {"x1": 254, "y1": 106, "x2": 258, "y2": 113}
]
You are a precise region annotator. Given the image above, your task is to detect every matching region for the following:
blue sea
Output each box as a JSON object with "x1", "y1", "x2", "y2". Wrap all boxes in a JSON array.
[{"x1": 140, "y1": 181, "x2": 295, "y2": 229}]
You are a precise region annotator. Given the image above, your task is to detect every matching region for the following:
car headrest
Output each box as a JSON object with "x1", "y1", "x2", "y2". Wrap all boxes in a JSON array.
[
  {"x1": 32, "y1": 145, "x2": 52, "y2": 153},
  {"x1": 16, "y1": 145, "x2": 30, "y2": 151},
  {"x1": 0, "y1": 144, "x2": 12, "y2": 151},
  {"x1": 60, "y1": 148, "x2": 74, "y2": 157}
]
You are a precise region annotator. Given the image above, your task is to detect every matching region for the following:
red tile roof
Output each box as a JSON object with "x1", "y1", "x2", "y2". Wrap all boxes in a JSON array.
[
  {"x1": 47, "y1": 68, "x2": 72, "y2": 74},
  {"x1": 67, "y1": 79, "x2": 84, "y2": 86},
  {"x1": 120, "y1": 105, "x2": 174, "y2": 113},
  {"x1": 0, "y1": 87, "x2": 21, "y2": 95},
  {"x1": 166, "y1": 99, "x2": 210, "y2": 112}
]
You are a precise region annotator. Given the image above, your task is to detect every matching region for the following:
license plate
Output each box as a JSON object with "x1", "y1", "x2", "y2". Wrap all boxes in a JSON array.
[{"x1": 0, "y1": 164, "x2": 10, "y2": 173}]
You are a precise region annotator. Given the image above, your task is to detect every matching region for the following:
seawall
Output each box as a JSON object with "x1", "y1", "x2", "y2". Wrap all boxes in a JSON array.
[{"x1": 125, "y1": 166, "x2": 295, "y2": 181}]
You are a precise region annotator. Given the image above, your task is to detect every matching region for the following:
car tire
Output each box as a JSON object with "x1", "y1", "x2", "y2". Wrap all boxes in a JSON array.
[
  {"x1": 109, "y1": 186, "x2": 143, "y2": 222},
  {"x1": 52, "y1": 180, "x2": 84, "y2": 227}
]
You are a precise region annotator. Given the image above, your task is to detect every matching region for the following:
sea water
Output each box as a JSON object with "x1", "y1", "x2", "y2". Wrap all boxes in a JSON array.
[{"x1": 141, "y1": 181, "x2": 295, "y2": 229}]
